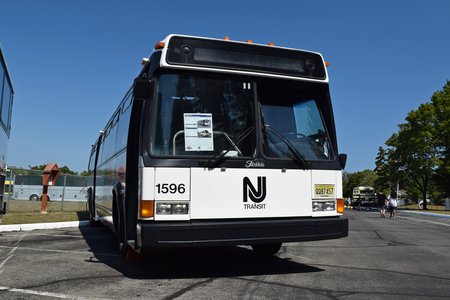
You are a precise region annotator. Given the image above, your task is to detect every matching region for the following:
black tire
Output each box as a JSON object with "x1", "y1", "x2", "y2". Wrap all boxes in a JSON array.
[
  {"x1": 251, "y1": 243, "x2": 282, "y2": 256},
  {"x1": 29, "y1": 194, "x2": 40, "y2": 201},
  {"x1": 87, "y1": 188, "x2": 100, "y2": 227},
  {"x1": 112, "y1": 192, "x2": 126, "y2": 243},
  {"x1": 120, "y1": 243, "x2": 143, "y2": 261},
  {"x1": 112, "y1": 197, "x2": 120, "y2": 237},
  {"x1": 113, "y1": 195, "x2": 135, "y2": 260}
]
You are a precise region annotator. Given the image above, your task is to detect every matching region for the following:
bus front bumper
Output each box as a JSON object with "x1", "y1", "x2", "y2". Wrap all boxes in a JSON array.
[{"x1": 137, "y1": 217, "x2": 348, "y2": 250}]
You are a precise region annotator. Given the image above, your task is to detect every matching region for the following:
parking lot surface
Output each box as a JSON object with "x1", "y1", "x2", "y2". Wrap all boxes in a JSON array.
[{"x1": 1, "y1": 210, "x2": 450, "y2": 299}]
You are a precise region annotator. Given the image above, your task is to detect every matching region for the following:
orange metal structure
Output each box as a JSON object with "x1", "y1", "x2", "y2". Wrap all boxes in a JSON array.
[{"x1": 41, "y1": 163, "x2": 60, "y2": 213}]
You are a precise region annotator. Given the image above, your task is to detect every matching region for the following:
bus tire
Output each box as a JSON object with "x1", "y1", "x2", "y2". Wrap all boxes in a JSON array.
[
  {"x1": 29, "y1": 194, "x2": 39, "y2": 201},
  {"x1": 120, "y1": 243, "x2": 143, "y2": 262},
  {"x1": 112, "y1": 196, "x2": 120, "y2": 238},
  {"x1": 112, "y1": 191, "x2": 126, "y2": 246},
  {"x1": 87, "y1": 188, "x2": 100, "y2": 227},
  {"x1": 251, "y1": 243, "x2": 282, "y2": 256}
]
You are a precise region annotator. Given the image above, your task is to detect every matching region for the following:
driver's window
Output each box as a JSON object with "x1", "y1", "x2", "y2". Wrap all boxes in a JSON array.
[{"x1": 293, "y1": 100, "x2": 325, "y2": 135}]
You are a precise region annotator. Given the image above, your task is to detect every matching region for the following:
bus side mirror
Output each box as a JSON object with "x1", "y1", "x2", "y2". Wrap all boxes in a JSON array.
[
  {"x1": 339, "y1": 153, "x2": 347, "y2": 169},
  {"x1": 133, "y1": 77, "x2": 154, "y2": 101}
]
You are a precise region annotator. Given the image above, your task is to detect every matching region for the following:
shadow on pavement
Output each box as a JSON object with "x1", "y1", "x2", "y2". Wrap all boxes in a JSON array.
[{"x1": 79, "y1": 226, "x2": 324, "y2": 280}]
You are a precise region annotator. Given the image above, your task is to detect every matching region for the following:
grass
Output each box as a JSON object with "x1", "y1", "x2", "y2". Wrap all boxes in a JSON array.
[
  {"x1": 0, "y1": 211, "x2": 89, "y2": 225},
  {"x1": 0, "y1": 200, "x2": 89, "y2": 225}
]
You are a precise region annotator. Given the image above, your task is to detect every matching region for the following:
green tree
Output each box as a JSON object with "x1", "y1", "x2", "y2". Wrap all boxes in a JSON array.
[
  {"x1": 58, "y1": 166, "x2": 77, "y2": 175},
  {"x1": 375, "y1": 83, "x2": 450, "y2": 209},
  {"x1": 29, "y1": 164, "x2": 78, "y2": 175},
  {"x1": 374, "y1": 146, "x2": 395, "y2": 193},
  {"x1": 431, "y1": 81, "x2": 450, "y2": 197},
  {"x1": 28, "y1": 164, "x2": 47, "y2": 171},
  {"x1": 79, "y1": 170, "x2": 90, "y2": 176},
  {"x1": 343, "y1": 169, "x2": 378, "y2": 198}
]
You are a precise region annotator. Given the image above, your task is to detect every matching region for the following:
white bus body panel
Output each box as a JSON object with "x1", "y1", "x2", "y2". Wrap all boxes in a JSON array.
[
  {"x1": 190, "y1": 168, "x2": 311, "y2": 219},
  {"x1": 141, "y1": 167, "x2": 342, "y2": 220},
  {"x1": 154, "y1": 168, "x2": 190, "y2": 201}
]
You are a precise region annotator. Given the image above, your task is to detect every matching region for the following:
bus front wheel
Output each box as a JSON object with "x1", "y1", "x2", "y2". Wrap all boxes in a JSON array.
[{"x1": 251, "y1": 243, "x2": 282, "y2": 256}]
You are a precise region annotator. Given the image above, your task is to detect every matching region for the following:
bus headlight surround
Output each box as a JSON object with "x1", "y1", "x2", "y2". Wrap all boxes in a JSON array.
[{"x1": 312, "y1": 200, "x2": 335, "y2": 212}]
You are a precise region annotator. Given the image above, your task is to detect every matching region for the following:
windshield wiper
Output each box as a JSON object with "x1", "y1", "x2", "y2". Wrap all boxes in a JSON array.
[
  {"x1": 205, "y1": 127, "x2": 255, "y2": 169},
  {"x1": 264, "y1": 124, "x2": 309, "y2": 170}
]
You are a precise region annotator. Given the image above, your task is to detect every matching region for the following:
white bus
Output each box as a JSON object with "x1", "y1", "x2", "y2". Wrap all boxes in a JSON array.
[
  {"x1": 12, "y1": 174, "x2": 87, "y2": 202},
  {"x1": 0, "y1": 46, "x2": 14, "y2": 214},
  {"x1": 352, "y1": 186, "x2": 377, "y2": 210},
  {"x1": 87, "y1": 35, "x2": 348, "y2": 258}
]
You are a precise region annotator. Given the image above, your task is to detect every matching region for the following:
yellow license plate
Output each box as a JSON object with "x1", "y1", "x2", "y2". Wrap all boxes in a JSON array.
[{"x1": 314, "y1": 184, "x2": 335, "y2": 198}]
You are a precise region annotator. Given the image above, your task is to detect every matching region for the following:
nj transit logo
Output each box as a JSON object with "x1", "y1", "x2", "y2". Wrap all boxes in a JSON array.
[{"x1": 243, "y1": 176, "x2": 267, "y2": 209}]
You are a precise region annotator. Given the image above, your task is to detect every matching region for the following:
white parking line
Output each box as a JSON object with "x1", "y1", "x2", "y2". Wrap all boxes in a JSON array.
[
  {"x1": 28, "y1": 233, "x2": 86, "y2": 238},
  {"x1": 0, "y1": 244, "x2": 121, "y2": 257},
  {"x1": 0, "y1": 285, "x2": 102, "y2": 299},
  {"x1": 0, "y1": 234, "x2": 26, "y2": 275}
]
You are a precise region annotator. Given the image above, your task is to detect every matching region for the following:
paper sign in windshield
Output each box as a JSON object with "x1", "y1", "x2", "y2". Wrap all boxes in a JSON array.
[{"x1": 183, "y1": 113, "x2": 214, "y2": 151}]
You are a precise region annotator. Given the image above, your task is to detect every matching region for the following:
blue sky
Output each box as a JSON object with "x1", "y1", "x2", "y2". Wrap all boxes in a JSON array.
[{"x1": 1, "y1": 0, "x2": 449, "y2": 173}]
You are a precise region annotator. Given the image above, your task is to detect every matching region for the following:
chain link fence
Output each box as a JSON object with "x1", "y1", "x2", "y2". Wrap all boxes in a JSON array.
[{"x1": 2, "y1": 168, "x2": 88, "y2": 213}]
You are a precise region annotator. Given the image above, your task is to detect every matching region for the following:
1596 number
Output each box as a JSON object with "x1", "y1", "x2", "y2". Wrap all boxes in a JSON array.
[{"x1": 156, "y1": 183, "x2": 186, "y2": 194}]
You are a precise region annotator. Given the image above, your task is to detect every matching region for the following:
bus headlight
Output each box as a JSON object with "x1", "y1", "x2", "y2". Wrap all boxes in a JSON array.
[
  {"x1": 312, "y1": 200, "x2": 335, "y2": 212},
  {"x1": 156, "y1": 203, "x2": 189, "y2": 215},
  {"x1": 156, "y1": 204, "x2": 172, "y2": 215},
  {"x1": 172, "y1": 204, "x2": 189, "y2": 214}
]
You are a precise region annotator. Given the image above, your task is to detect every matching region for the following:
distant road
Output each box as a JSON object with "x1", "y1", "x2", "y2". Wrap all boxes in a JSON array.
[{"x1": 0, "y1": 209, "x2": 449, "y2": 299}]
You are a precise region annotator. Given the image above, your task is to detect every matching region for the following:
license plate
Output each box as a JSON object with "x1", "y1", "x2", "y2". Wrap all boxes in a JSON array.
[{"x1": 314, "y1": 184, "x2": 335, "y2": 198}]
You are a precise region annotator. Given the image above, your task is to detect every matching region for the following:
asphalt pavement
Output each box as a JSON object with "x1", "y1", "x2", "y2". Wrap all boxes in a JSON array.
[{"x1": 1, "y1": 209, "x2": 450, "y2": 299}]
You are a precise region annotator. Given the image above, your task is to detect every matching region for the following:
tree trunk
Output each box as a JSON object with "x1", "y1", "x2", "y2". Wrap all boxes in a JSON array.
[{"x1": 422, "y1": 190, "x2": 428, "y2": 210}]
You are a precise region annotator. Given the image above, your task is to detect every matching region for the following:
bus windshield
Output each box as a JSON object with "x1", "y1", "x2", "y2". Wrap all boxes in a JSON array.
[
  {"x1": 150, "y1": 73, "x2": 256, "y2": 157},
  {"x1": 149, "y1": 73, "x2": 335, "y2": 162},
  {"x1": 261, "y1": 99, "x2": 333, "y2": 161}
]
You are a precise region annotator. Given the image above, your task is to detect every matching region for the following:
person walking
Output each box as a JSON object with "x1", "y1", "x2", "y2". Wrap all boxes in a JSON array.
[
  {"x1": 377, "y1": 192, "x2": 387, "y2": 218},
  {"x1": 389, "y1": 191, "x2": 398, "y2": 218}
]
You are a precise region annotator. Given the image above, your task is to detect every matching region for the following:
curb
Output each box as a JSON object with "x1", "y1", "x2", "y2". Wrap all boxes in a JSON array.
[
  {"x1": 397, "y1": 210, "x2": 450, "y2": 219},
  {"x1": 0, "y1": 220, "x2": 90, "y2": 233}
]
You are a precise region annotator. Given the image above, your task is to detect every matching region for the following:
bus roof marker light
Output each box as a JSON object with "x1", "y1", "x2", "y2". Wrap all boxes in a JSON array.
[
  {"x1": 268, "y1": 42, "x2": 275, "y2": 46},
  {"x1": 224, "y1": 36, "x2": 230, "y2": 41},
  {"x1": 246, "y1": 39, "x2": 253, "y2": 44},
  {"x1": 325, "y1": 61, "x2": 331, "y2": 67},
  {"x1": 154, "y1": 41, "x2": 165, "y2": 50}
]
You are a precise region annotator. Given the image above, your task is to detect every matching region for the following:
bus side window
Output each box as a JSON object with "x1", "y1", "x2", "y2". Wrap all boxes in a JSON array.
[
  {"x1": 1, "y1": 71, "x2": 13, "y2": 133},
  {"x1": 115, "y1": 96, "x2": 132, "y2": 153},
  {"x1": 101, "y1": 112, "x2": 119, "y2": 163},
  {"x1": 88, "y1": 144, "x2": 97, "y2": 172}
]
